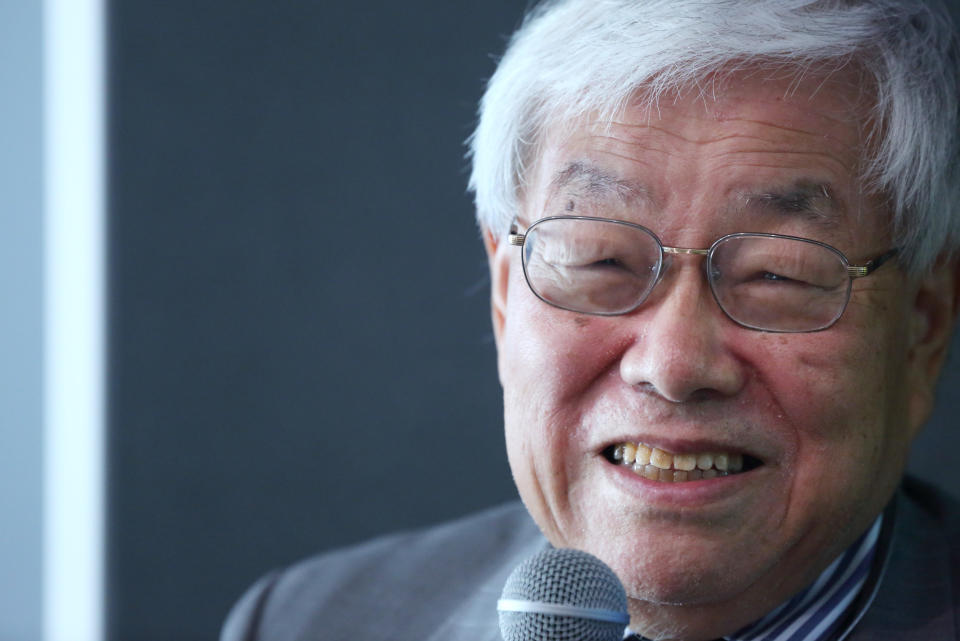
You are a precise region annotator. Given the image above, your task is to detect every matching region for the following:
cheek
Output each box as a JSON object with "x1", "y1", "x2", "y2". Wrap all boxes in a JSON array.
[
  {"x1": 760, "y1": 321, "x2": 904, "y2": 437},
  {"x1": 501, "y1": 303, "x2": 599, "y2": 467},
  {"x1": 758, "y1": 318, "x2": 912, "y2": 529},
  {"x1": 500, "y1": 268, "x2": 624, "y2": 411},
  {"x1": 499, "y1": 276, "x2": 631, "y2": 536}
]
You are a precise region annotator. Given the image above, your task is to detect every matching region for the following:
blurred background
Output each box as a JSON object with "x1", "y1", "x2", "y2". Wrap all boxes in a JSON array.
[{"x1": 3, "y1": 1, "x2": 960, "y2": 640}]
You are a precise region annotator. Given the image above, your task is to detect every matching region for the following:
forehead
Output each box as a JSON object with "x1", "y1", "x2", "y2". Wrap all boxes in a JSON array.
[{"x1": 525, "y1": 68, "x2": 880, "y2": 240}]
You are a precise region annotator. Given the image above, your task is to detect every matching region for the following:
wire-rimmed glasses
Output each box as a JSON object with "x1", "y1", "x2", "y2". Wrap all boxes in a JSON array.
[{"x1": 508, "y1": 216, "x2": 898, "y2": 333}]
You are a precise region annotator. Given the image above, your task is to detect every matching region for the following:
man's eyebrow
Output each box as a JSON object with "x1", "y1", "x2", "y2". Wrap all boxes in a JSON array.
[
  {"x1": 549, "y1": 164, "x2": 844, "y2": 225},
  {"x1": 738, "y1": 181, "x2": 845, "y2": 225},
  {"x1": 549, "y1": 161, "x2": 652, "y2": 206}
]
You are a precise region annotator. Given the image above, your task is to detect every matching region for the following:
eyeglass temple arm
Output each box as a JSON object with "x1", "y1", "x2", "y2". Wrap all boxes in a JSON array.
[
  {"x1": 508, "y1": 222, "x2": 525, "y2": 246},
  {"x1": 847, "y1": 248, "x2": 898, "y2": 278}
]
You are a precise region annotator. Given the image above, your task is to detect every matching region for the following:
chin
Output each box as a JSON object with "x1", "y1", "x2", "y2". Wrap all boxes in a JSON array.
[
  {"x1": 622, "y1": 560, "x2": 739, "y2": 606},
  {"x1": 584, "y1": 528, "x2": 759, "y2": 607}
]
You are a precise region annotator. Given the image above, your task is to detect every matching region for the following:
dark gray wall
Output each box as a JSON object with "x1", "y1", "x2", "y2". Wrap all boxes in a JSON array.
[
  {"x1": 107, "y1": 3, "x2": 960, "y2": 641},
  {"x1": 107, "y1": 3, "x2": 528, "y2": 640}
]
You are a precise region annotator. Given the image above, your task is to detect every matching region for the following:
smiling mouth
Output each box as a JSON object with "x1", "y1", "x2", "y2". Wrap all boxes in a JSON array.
[{"x1": 603, "y1": 442, "x2": 762, "y2": 483}]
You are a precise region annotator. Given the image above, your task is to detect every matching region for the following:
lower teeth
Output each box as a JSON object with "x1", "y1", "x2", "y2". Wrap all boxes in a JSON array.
[{"x1": 629, "y1": 462, "x2": 728, "y2": 482}]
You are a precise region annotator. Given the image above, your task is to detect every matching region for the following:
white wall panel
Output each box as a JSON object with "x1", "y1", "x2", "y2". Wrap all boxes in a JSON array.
[{"x1": 43, "y1": 0, "x2": 106, "y2": 640}]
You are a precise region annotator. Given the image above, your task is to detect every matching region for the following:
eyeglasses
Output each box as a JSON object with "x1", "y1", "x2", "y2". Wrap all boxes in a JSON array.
[{"x1": 508, "y1": 216, "x2": 898, "y2": 333}]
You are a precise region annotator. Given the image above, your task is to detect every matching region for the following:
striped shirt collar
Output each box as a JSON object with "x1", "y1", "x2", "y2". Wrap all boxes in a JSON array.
[{"x1": 625, "y1": 515, "x2": 883, "y2": 641}]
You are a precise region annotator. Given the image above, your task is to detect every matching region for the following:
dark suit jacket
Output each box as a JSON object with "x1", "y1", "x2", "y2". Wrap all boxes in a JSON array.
[{"x1": 221, "y1": 478, "x2": 960, "y2": 641}]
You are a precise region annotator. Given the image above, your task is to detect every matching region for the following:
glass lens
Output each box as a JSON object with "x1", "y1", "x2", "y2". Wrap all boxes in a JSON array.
[
  {"x1": 709, "y1": 235, "x2": 851, "y2": 331},
  {"x1": 522, "y1": 217, "x2": 662, "y2": 315}
]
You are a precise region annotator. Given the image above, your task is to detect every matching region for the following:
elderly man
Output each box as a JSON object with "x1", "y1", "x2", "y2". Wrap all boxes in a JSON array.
[{"x1": 222, "y1": 1, "x2": 960, "y2": 640}]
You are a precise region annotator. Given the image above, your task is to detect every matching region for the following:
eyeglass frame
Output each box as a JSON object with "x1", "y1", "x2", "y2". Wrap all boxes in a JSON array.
[{"x1": 507, "y1": 215, "x2": 899, "y2": 333}]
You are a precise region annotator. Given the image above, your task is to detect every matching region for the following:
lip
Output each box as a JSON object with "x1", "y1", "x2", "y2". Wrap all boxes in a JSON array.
[
  {"x1": 595, "y1": 431, "x2": 776, "y2": 509},
  {"x1": 601, "y1": 454, "x2": 769, "y2": 508}
]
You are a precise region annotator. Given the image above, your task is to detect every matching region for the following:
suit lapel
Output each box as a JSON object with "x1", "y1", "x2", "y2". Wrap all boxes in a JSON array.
[
  {"x1": 425, "y1": 537, "x2": 550, "y2": 641},
  {"x1": 843, "y1": 486, "x2": 957, "y2": 640}
]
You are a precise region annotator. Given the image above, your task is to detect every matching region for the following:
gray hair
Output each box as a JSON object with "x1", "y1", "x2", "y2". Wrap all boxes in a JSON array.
[{"x1": 467, "y1": 0, "x2": 960, "y2": 273}]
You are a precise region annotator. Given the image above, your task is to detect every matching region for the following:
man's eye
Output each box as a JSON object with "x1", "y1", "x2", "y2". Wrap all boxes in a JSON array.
[
  {"x1": 593, "y1": 257, "x2": 622, "y2": 267},
  {"x1": 731, "y1": 269, "x2": 808, "y2": 287},
  {"x1": 762, "y1": 271, "x2": 793, "y2": 282}
]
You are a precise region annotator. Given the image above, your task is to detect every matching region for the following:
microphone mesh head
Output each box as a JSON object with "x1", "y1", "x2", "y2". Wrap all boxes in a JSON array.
[{"x1": 499, "y1": 548, "x2": 628, "y2": 641}]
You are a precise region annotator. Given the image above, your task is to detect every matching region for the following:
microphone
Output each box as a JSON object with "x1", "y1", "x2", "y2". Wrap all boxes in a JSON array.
[{"x1": 497, "y1": 548, "x2": 630, "y2": 641}]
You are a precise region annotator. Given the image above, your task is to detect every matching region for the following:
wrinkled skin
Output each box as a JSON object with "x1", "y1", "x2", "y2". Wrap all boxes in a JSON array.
[{"x1": 485, "y1": 70, "x2": 959, "y2": 640}]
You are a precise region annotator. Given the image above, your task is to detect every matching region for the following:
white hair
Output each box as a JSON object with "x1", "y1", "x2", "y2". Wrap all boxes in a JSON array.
[{"x1": 467, "y1": 0, "x2": 960, "y2": 273}]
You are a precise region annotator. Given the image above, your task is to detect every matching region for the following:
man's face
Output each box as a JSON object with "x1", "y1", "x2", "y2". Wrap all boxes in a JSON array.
[{"x1": 487, "y1": 70, "x2": 954, "y2": 634}]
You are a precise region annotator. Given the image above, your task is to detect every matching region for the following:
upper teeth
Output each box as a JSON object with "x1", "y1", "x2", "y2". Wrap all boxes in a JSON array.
[{"x1": 612, "y1": 442, "x2": 745, "y2": 482}]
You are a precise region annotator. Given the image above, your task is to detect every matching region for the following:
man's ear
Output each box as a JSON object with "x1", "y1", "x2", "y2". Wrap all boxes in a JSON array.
[
  {"x1": 483, "y1": 227, "x2": 511, "y2": 350},
  {"x1": 906, "y1": 257, "x2": 960, "y2": 435}
]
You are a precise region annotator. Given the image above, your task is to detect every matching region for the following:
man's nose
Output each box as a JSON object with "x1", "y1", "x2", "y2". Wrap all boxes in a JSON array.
[{"x1": 618, "y1": 263, "x2": 747, "y2": 403}]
